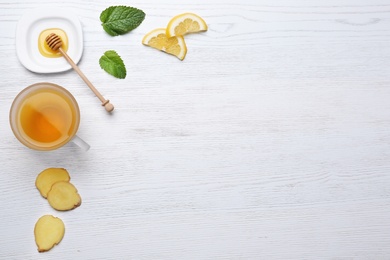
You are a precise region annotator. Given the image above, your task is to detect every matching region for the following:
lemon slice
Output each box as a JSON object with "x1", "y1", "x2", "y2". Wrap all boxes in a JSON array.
[
  {"x1": 142, "y1": 28, "x2": 187, "y2": 60},
  {"x1": 166, "y1": 13, "x2": 208, "y2": 37}
]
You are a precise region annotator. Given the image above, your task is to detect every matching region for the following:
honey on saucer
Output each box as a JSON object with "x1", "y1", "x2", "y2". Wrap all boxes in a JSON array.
[{"x1": 38, "y1": 28, "x2": 68, "y2": 58}]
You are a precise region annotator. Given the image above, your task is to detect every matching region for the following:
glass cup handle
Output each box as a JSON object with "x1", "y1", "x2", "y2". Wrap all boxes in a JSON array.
[{"x1": 71, "y1": 135, "x2": 90, "y2": 151}]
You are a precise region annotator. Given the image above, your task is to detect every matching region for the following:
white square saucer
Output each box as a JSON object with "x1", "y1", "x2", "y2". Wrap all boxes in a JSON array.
[{"x1": 16, "y1": 7, "x2": 83, "y2": 73}]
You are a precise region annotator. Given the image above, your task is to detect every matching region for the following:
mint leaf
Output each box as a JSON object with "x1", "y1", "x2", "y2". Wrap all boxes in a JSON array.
[
  {"x1": 99, "y1": 50, "x2": 126, "y2": 79},
  {"x1": 100, "y1": 6, "x2": 145, "y2": 36}
]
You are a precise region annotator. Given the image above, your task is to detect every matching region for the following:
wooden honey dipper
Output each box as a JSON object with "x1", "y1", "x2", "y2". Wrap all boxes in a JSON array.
[{"x1": 46, "y1": 33, "x2": 114, "y2": 112}]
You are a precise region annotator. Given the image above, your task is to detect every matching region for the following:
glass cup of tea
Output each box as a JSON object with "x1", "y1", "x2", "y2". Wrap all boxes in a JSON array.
[{"x1": 9, "y1": 82, "x2": 90, "y2": 151}]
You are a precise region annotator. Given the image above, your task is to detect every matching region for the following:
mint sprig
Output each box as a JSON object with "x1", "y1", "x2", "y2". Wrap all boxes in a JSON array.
[
  {"x1": 100, "y1": 6, "x2": 145, "y2": 36},
  {"x1": 99, "y1": 50, "x2": 126, "y2": 79}
]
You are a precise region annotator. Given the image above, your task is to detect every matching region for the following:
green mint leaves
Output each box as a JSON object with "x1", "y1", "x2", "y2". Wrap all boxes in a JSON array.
[
  {"x1": 99, "y1": 6, "x2": 145, "y2": 78},
  {"x1": 99, "y1": 51, "x2": 127, "y2": 79},
  {"x1": 100, "y1": 6, "x2": 145, "y2": 36}
]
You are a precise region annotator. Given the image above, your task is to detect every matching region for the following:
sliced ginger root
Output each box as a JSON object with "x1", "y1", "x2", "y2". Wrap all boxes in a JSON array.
[
  {"x1": 47, "y1": 181, "x2": 82, "y2": 211},
  {"x1": 35, "y1": 168, "x2": 70, "y2": 198},
  {"x1": 34, "y1": 215, "x2": 65, "y2": 252}
]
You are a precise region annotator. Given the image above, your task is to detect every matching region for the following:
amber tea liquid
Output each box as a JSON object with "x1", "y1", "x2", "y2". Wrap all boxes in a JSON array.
[{"x1": 10, "y1": 83, "x2": 80, "y2": 150}]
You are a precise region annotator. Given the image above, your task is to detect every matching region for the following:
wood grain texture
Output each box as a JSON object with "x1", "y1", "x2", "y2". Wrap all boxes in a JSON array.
[{"x1": 1, "y1": 0, "x2": 390, "y2": 259}]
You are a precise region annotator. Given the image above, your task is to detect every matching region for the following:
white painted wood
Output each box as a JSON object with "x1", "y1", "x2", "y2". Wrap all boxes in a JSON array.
[{"x1": 1, "y1": 0, "x2": 390, "y2": 259}]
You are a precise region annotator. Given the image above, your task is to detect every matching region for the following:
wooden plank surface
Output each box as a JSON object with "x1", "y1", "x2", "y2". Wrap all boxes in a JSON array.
[{"x1": 1, "y1": 0, "x2": 390, "y2": 259}]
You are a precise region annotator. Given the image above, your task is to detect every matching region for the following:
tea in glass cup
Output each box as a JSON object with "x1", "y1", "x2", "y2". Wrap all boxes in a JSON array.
[{"x1": 10, "y1": 82, "x2": 89, "y2": 151}]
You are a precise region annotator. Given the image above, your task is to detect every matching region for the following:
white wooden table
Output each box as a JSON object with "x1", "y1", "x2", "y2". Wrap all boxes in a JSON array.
[{"x1": 1, "y1": 0, "x2": 390, "y2": 259}]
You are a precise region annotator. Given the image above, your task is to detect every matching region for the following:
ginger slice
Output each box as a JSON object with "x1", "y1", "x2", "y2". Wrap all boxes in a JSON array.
[
  {"x1": 35, "y1": 168, "x2": 70, "y2": 198},
  {"x1": 34, "y1": 215, "x2": 65, "y2": 252},
  {"x1": 47, "y1": 181, "x2": 82, "y2": 211}
]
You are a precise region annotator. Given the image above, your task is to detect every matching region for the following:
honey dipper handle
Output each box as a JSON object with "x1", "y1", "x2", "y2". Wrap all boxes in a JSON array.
[{"x1": 58, "y1": 48, "x2": 114, "y2": 112}]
